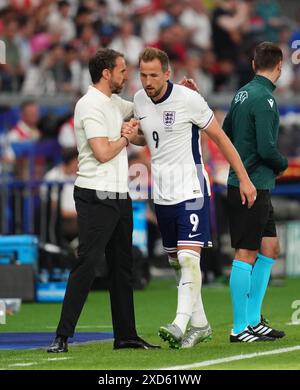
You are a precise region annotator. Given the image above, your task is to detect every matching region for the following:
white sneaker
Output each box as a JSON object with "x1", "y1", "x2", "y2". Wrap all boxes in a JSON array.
[{"x1": 181, "y1": 324, "x2": 212, "y2": 349}]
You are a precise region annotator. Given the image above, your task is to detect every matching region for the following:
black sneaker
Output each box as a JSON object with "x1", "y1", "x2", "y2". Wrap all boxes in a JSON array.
[
  {"x1": 47, "y1": 336, "x2": 68, "y2": 353},
  {"x1": 250, "y1": 319, "x2": 285, "y2": 339},
  {"x1": 230, "y1": 326, "x2": 275, "y2": 343}
]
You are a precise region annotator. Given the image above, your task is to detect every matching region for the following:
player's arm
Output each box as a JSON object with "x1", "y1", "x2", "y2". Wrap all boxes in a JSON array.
[
  {"x1": 128, "y1": 129, "x2": 147, "y2": 146},
  {"x1": 204, "y1": 117, "x2": 257, "y2": 208},
  {"x1": 121, "y1": 120, "x2": 147, "y2": 146}
]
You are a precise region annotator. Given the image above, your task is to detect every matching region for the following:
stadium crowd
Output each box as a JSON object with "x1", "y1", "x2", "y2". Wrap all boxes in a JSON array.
[
  {"x1": 1, "y1": 0, "x2": 300, "y2": 281},
  {"x1": 0, "y1": 0, "x2": 299, "y2": 97}
]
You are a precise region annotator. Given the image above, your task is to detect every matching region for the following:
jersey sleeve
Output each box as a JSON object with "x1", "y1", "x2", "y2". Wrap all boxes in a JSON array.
[
  {"x1": 114, "y1": 95, "x2": 134, "y2": 120},
  {"x1": 80, "y1": 108, "x2": 108, "y2": 139},
  {"x1": 187, "y1": 91, "x2": 214, "y2": 130}
]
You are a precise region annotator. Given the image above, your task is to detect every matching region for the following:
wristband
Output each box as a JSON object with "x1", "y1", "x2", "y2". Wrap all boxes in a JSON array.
[{"x1": 121, "y1": 135, "x2": 129, "y2": 146}]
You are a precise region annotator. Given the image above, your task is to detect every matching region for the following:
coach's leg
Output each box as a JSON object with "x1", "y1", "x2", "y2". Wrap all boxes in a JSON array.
[
  {"x1": 105, "y1": 197, "x2": 138, "y2": 341},
  {"x1": 56, "y1": 189, "x2": 119, "y2": 338},
  {"x1": 247, "y1": 237, "x2": 278, "y2": 327}
]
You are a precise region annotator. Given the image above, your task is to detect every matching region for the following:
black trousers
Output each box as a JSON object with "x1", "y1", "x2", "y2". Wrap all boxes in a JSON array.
[{"x1": 56, "y1": 186, "x2": 137, "y2": 341}]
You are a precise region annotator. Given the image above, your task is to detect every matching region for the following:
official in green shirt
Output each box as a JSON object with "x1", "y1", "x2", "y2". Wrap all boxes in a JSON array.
[{"x1": 223, "y1": 42, "x2": 288, "y2": 343}]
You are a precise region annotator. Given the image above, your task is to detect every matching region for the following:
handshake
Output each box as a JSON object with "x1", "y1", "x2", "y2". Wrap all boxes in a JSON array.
[{"x1": 121, "y1": 118, "x2": 139, "y2": 145}]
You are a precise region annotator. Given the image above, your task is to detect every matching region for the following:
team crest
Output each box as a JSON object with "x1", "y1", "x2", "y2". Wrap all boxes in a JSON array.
[
  {"x1": 234, "y1": 91, "x2": 248, "y2": 104},
  {"x1": 163, "y1": 111, "x2": 176, "y2": 127}
]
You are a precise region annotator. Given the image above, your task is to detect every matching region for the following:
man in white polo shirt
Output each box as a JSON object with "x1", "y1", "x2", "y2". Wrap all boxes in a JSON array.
[{"x1": 47, "y1": 48, "x2": 160, "y2": 352}]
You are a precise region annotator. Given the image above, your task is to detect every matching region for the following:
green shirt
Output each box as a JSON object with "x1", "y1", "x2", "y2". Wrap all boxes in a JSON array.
[{"x1": 223, "y1": 75, "x2": 288, "y2": 190}]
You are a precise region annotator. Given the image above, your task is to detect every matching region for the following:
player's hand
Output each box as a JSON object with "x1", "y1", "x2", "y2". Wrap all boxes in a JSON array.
[
  {"x1": 179, "y1": 77, "x2": 200, "y2": 93},
  {"x1": 121, "y1": 119, "x2": 139, "y2": 142},
  {"x1": 239, "y1": 179, "x2": 257, "y2": 209}
]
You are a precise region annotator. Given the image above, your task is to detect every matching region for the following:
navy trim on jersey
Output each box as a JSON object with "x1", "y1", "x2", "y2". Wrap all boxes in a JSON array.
[
  {"x1": 199, "y1": 112, "x2": 214, "y2": 130},
  {"x1": 192, "y1": 124, "x2": 208, "y2": 196},
  {"x1": 151, "y1": 81, "x2": 173, "y2": 105}
]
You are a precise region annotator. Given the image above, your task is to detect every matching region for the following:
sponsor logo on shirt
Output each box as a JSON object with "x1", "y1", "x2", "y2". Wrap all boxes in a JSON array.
[
  {"x1": 268, "y1": 99, "x2": 274, "y2": 108},
  {"x1": 234, "y1": 91, "x2": 248, "y2": 104}
]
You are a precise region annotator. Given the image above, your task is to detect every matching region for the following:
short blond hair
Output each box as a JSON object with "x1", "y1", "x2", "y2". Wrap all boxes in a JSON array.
[{"x1": 139, "y1": 47, "x2": 169, "y2": 72}]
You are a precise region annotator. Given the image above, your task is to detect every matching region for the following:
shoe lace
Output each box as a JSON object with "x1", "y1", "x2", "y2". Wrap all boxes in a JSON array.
[{"x1": 184, "y1": 328, "x2": 198, "y2": 343}]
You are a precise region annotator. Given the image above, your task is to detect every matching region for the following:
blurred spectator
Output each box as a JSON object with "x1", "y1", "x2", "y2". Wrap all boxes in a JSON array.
[
  {"x1": 74, "y1": 5, "x2": 93, "y2": 37},
  {"x1": 42, "y1": 147, "x2": 78, "y2": 243},
  {"x1": 15, "y1": 17, "x2": 35, "y2": 70},
  {"x1": 276, "y1": 26, "x2": 295, "y2": 96},
  {"x1": 109, "y1": 19, "x2": 144, "y2": 65},
  {"x1": 43, "y1": 43, "x2": 81, "y2": 94},
  {"x1": 211, "y1": 0, "x2": 250, "y2": 90},
  {"x1": 255, "y1": 0, "x2": 283, "y2": 42},
  {"x1": 179, "y1": 0, "x2": 212, "y2": 50},
  {"x1": 0, "y1": 18, "x2": 24, "y2": 91},
  {"x1": 47, "y1": 0, "x2": 76, "y2": 43},
  {"x1": 185, "y1": 49, "x2": 213, "y2": 97},
  {"x1": 8, "y1": 100, "x2": 40, "y2": 143},
  {"x1": 58, "y1": 115, "x2": 76, "y2": 149},
  {"x1": 139, "y1": 2, "x2": 166, "y2": 45},
  {"x1": 7, "y1": 100, "x2": 42, "y2": 179},
  {"x1": 74, "y1": 24, "x2": 99, "y2": 56},
  {"x1": 153, "y1": 23, "x2": 187, "y2": 64}
]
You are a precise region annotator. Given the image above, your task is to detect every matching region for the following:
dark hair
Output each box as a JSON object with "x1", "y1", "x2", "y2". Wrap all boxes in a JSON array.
[
  {"x1": 88, "y1": 48, "x2": 124, "y2": 84},
  {"x1": 58, "y1": 1, "x2": 70, "y2": 9},
  {"x1": 253, "y1": 42, "x2": 283, "y2": 72},
  {"x1": 139, "y1": 47, "x2": 169, "y2": 72},
  {"x1": 20, "y1": 100, "x2": 37, "y2": 111},
  {"x1": 62, "y1": 147, "x2": 78, "y2": 165}
]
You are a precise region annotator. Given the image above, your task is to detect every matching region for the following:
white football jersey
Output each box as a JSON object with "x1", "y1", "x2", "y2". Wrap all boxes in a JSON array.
[{"x1": 134, "y1": 82, "x2": 214, "y2": 205}]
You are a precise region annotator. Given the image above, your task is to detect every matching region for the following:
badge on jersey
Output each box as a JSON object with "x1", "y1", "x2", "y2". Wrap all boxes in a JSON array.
[
  {"x1": 163, "y1": 111, "x2": 176, "y2": 127},
  {"x1": 234, "y1": 91, "x2": 248, "y2": 104}
]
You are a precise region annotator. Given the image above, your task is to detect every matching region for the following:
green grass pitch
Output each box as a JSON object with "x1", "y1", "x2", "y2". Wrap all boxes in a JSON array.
[{"x1": 0, "y1": 278, "x2": 299, "y2": 370}]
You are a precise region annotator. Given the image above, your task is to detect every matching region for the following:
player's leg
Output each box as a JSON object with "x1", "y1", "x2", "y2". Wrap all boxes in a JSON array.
[
  {"x1": 175, "y1": 197, "x2": 211, "y2": 347},
  {"x1": 154, "y1": 204, "x2": 183, "y2": 347}
]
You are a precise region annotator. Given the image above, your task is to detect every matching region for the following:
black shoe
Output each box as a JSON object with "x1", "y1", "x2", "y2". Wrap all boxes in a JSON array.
[
  {"x1": 250, "y1": 320, "x2": 285, "y2": 339},
  {"x1": 114, "y1": 336, "x2": 161, "y2": 350},
  {"x1": 47, "y1": 336, "x2": 68, "y2": 353},
  {"x1": 230, "y1": 326, "x2": 275, "y2": 343}
]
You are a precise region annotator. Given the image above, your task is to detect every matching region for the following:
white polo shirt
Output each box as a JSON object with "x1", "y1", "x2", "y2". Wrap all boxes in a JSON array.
[{"x1": 74, "y1": 85, "x2": 133, "y2": 192}]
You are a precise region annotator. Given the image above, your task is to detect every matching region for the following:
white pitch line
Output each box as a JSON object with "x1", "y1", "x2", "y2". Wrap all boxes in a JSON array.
[
  {"x1": 46, "y1": 357, "x2": 71, "y2": 361},
  {"x1": 9, "y1": 362, "x2": 38, "y2": 367},
  {"x1": 159, "y1": 345, "x2": 300, "y2": 370},
  {"x1": 5, "y1": 357, "x2": 72, "y2": 369}
]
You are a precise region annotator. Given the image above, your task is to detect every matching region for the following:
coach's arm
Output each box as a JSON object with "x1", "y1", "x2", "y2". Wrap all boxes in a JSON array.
[{"x1": 89, "y1": 121, "x2": 139, "y2": 163}]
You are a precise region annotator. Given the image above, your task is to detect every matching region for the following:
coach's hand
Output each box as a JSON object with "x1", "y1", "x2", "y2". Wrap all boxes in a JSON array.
[
  {"x1": 121, "y1": 119, "x2": 139, "y2": 141},
  {"x1": 179, "y1": 77, "x2": 200, "y2": 93},
  {"x1": 239, "y1": 179, "x2": 257, "y2": 208}
]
